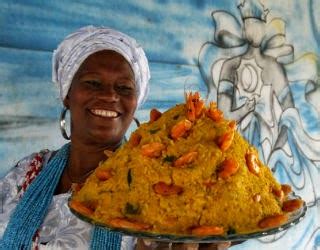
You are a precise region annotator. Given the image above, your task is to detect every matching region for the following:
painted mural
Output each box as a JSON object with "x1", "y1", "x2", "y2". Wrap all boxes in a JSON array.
[
  {"x1": 197, "y1": 1, "x2": 319, "y2": 249},
  {"x1": 0, "y1": 0, "x2": 319, "y2": 249}
]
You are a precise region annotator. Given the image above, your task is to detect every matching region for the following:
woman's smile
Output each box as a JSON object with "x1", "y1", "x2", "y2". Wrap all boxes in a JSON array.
[{"x1": 89, "y1": 108, "x2": 120, "y2": 118}]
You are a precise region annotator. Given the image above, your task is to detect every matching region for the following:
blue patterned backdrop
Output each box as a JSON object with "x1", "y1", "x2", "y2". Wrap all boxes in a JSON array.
[{"x1": 0, "y1": 0, "x2": 319, "y2": 249}]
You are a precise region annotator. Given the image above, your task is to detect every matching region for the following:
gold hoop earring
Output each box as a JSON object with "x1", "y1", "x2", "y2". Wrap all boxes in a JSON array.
[{"x1": 60, "y1": 107, "x2": 70, "y2": 140}]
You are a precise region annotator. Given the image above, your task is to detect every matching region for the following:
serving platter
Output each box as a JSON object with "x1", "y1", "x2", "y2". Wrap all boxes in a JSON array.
[{"x1": 69, "y1": 193, "x2": 307, "y2": 243}]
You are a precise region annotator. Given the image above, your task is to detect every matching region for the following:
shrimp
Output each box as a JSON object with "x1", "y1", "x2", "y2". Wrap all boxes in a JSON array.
[
  {"x1": 185, "y1": 92, "x2": 205, "y2": 121},
  {"x1": 191, "y1": 225, "x2": 224, "y2": 236},
  {"x1": 245, "y1": 147, "x2": 260, "y2": 176},
  {"x1": 216, "y1": 130, "x2": 234, "y2": 151},
  {"x1": 109, "y1": 218, "x2": 151, "y2": 231},
  {"x1": 69, "y1": 200, "x2": 94, "y2": 217},
  {"x1": 95, "y1": 168, "x2": 114, "y2": 181},
  {"x1": 282, "y1": 199, "x2": 304, "y2": 212},
  {"x1": 173, "y1": 151, "x2": 198, "y2": 168},
  {"x1": 153, "y1": 181, "x2": 183, "y2": 196},
  {"x1": 228, "y1": 120, "x2": 237, "y2": 130},
  {"x1": 192, "y1": 92, "x2": 205, "y2": 118},
  {"x1": 272, "y1": 188, "x2": 284, "y2": 203},
  {"x1": 170, "y1": 119, "x2": 192, "y2": 140},
  {"x1": 218, "y1": 158, "x2": 239, "y2": 180},
  {"x1": 150, "y1": 108, "x2": 162, "y2": 122},
  {"x1": 186, "y1": 92, "x2": 196, "y2": 122},
  {"x1": 258, "y1": 214, "x2": 288, "y2": 229},
  {"x1": 128, "y1": 132, "x2": 142, "y2": 147},
  {"x1": 206, "y1": 102, "x2": 223, "y2": 122},
  {"x1": 281, "y1": 184, "x2": 292, "y2": 196},
  {"x1": 141, "y1": 142, "x2": 165, "y2": 158}
]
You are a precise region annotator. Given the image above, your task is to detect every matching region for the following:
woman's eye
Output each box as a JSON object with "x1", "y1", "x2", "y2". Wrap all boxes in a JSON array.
[
  {"x1": 116, "y1": 85, "x2": 136, "y2": 95},
  {"x1": 84, "y1": 80, "x2": 101, "y2": 88}
]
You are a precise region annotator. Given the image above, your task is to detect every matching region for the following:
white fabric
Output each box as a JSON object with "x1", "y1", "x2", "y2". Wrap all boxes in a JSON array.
[
  {"x1": 0, "y1": 151, "x2": 135, "y2": 250},
  {"x1": 52, "y1": 25, "x2": 150, "y2": 107}
]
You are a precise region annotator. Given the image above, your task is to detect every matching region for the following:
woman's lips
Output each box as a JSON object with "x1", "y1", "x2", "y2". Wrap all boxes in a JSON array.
[{"x1": 90, "y1": 109, "x2": 120, "y2": 118}]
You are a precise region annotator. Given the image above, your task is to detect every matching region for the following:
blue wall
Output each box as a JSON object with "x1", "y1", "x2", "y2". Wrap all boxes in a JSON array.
[{"x1": 0, "y1": 0, "x2": 319, "y2": 249}]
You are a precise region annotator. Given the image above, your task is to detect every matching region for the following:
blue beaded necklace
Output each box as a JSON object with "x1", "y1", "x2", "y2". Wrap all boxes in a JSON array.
[{"x1": 0, "y1": 143, "x2": 121, "y2": 249}]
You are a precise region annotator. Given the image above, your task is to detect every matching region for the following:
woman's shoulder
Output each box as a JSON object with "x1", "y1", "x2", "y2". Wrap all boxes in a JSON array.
[
  {"x1": 1, "y1": 149, "x2": 54, "y2": 185},
  {"x1": 0, "y1": 150, "x2": 55, "y2": 217}
]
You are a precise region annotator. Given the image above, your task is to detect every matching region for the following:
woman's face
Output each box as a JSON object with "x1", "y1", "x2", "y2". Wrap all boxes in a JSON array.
[{"x1": 64, "y1": 50, "x2": 137, "y2": 149}]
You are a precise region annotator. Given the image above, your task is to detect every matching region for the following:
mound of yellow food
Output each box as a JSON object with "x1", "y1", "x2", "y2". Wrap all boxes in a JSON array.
[{"x1": 70, "y1": 92, "x2": 303, "y2": 236}]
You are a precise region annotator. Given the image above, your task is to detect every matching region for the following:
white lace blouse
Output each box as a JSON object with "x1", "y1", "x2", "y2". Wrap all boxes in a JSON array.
[{"x1": 0, "y1": 151, "x2": 136, "y2": 250}]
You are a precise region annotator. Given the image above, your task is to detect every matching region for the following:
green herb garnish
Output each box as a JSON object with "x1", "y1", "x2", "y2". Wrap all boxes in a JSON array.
[
  {"x1": 163, "y1": 155, "x2": 176, "y2": 163},
  {"x1": 127, "y1": 169, "x2": 132, "y2": 186},
  {"x1": 227, "y1": 227, "x2": 237, "y2": 235},
  {"x1": 124, "y1": 202, "x2": 140, "y2": 214},
  {"x1": 149, "y1": 128, "x2": 160, "y2": 134}
]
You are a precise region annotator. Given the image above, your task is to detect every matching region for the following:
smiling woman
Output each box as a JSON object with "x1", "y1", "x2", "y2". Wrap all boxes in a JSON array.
[
  {"x1": 65, "y1": 50, "x2": 138, "y2": 152},
  {"x1": 0, "y1": 26, "x2": 150, "y2": 249}
]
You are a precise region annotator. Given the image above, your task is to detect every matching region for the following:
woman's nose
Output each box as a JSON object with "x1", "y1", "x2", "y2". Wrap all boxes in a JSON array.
[{"x1": 96, "y1": 86, "x2": 119, "y2": 101}]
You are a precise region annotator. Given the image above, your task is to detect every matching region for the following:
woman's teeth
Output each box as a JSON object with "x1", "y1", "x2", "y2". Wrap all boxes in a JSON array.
[{"x1": 91, "y1": 109, "x2": 118, "y2": 118}]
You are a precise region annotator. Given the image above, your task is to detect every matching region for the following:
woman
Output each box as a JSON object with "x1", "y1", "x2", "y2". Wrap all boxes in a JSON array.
[
  {"x1": 0, "y1": 26, "x2": 230, "y2": 250},
  {"x1": 0, "y1": 25, "x2": 150, "y2": 249}
]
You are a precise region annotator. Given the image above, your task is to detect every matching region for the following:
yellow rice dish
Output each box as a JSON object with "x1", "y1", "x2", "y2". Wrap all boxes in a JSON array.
[{"x1": 69, "y1": 92, "x2": 304, "y2": 236}]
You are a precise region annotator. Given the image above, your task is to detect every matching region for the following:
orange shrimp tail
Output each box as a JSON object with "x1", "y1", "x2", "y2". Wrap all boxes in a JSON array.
[
  {"x1": 185, "y1": 91, "x2": 205, "y2": 121},
  {"x1": 207, "y1": 101, "x2": 224, "y2": 122}
]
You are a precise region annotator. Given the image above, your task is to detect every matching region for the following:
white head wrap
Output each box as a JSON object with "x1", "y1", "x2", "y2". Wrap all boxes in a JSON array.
[{"x1": 52, "y1": 25, "x2": 150, "y2": 107}]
